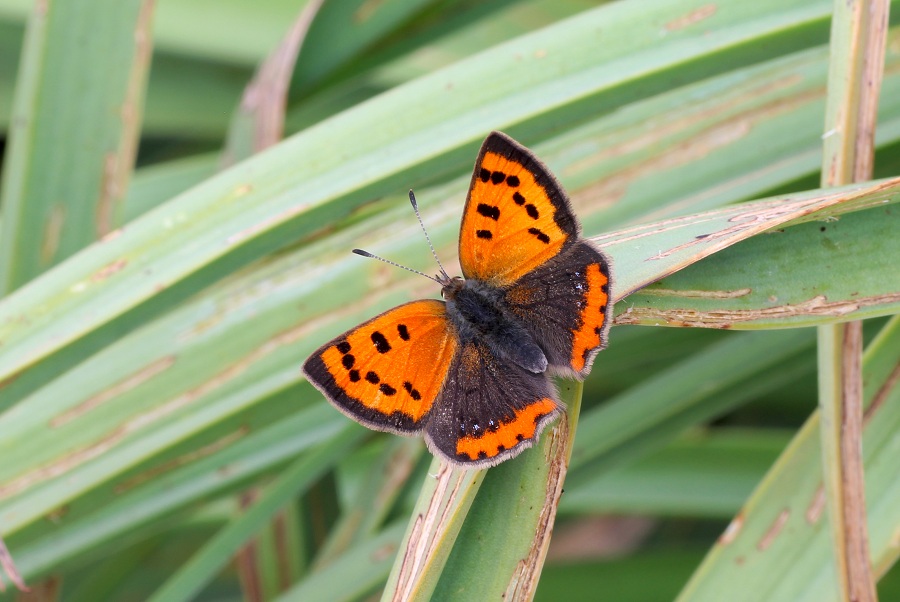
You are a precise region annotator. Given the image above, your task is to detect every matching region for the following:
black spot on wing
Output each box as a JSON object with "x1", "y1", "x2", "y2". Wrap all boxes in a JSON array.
[
  {"x1": 490, "y1": 171, "x2": 506, "y2": 184},
  {"x1": 477, "y1": 203, "x2": 500, "y2": 220},
  {"x1": 528, "y1": 227, "x2": 551, "y2": 244},
  {"x1": 365, "y1": 371, "x2": 380, "y2": 384},
  {"x1": 506, "y1": 175, "x2": 520, "y2": 187},
  {"x1": 336, "y1": 341, "x2": 351, "y2": 354},
  {"x1": 379, "y1": 383, "x2": 397, "y2": 396},
  {"x1": 479, "y1": 168, "x2": 491, "y2": 182},
  {"x1": 371, "y1": 331, "x2": 391, "y2": 353},
  {"x1": 397, "y1": 324, "x2": 410, "y2": 341},
  {"x1": 342, "y1": 354, "x2": 355, "y2": 369},
  {"x1": 513, "y1": 192, "x2": 525, "y2": 205},
  {"x1": 348, "y1": 370, "x2": 360, "y2": 382},
  {"x1": 525, "y1": 203, "x2": 539, "y2": 219},
  {"x1": 403, "y1": 381, "x2": 422, "y2": 401},
  {"x1": 476, "y1": 230, "x2": 493, "y2": 239}
]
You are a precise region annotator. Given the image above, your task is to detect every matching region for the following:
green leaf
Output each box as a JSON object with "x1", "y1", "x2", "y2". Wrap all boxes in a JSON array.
[{"x1": 0, "y1": 0, "x2": 153, "y2": 292}]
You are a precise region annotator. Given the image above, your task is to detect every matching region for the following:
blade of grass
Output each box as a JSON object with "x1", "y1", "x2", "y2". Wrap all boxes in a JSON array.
[
  {"x1": 277, "y1": 521, "x2": 408, "y2": 602},
  {"x1": 6, "y1": 402, "x2": 346, "y2": 580},
  {"x1": 146, "y1": 423, "x2": 367, "y2": 602},
  {"x1": 676, "y1": 315, "x2": 900, "y2": 601},
  {"x1": 0, "y1": 0, "x2": 154, "y2": 292},
  {"x1": 379, "y1": 460, "x2": 485, "y2": 602},
  {"x1": 816, "y1": 1, "x2": 889, "y2": 599},
  {"x1": 313, "y1": 437, "x2": 423, "y2": 569},
  {"x1": 570, "y1": 329, "x2": 814, "y2": 475},
  {"x1": 428, "y1": 380, "x2": 583, "y2": 601},
  {"x1": 617, "y1": 204, "x2": 900, "y2": 329}
]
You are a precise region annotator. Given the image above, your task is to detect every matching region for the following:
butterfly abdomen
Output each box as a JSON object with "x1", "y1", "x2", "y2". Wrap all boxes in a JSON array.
[{"x1": 445, "y1": 279, "x2": 547, "y2": 374}]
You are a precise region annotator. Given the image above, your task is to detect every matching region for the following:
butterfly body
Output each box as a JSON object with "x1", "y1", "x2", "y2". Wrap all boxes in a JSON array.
[
  {"x1": 304, "y1": 132, "x2": 612, "y2": 467},
  {"x1": 442, "y1": 276, "x2": 547, "y2": 374}
]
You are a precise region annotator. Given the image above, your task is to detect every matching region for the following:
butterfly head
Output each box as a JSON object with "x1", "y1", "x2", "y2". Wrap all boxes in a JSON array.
[{"x1": 438, "y1": 274, "x2": 465, "y2": 300}]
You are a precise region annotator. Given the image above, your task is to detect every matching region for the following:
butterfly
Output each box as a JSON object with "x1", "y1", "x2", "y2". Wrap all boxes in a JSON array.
[{"x1": 303, "y1": 132, "x2": 612, "y2": 468}]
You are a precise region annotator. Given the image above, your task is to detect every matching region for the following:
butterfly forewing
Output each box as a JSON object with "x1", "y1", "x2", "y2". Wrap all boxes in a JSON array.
[
  {"x1": 458, "y1": 132, "x2": 579, "y2": 286},
  {"x1": 303, "y1": 300, "x2": 457, "y2": 434}
]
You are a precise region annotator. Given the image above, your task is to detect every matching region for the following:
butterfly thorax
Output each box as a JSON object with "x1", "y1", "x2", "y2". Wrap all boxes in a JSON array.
[{"x1": 442, "y1": 276, "x2": 548, "y2": 374}]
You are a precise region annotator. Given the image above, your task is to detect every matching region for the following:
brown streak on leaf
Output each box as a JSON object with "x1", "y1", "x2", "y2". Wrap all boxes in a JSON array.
[
  {"x1": 719, "y1": 513, "x2": 744, "y2": 545},
  {"x1": 837, "y1": 321, "x2": 876, "y2": 602},
  {"x1": 41, "y1": 204, "x2": 65, "y2": 266},
  {"x1": 1, "y1": 322, "x2": 310, "y2": 500},
  {"x1": 506, "y1": 419, "x2": 569, "y2": 600},
  {"x1": 101, "y1": 228, "x2": 124, "y2": 243},
  {"x1": 96, "y1": 154, "x2": 119, "y2": 236},
  {"x1": 235, "y1": 524, "x2": 262, "y2": 602},
  {"x1": 757, "y1": 508, "x2": 790, "y2": 551},
  {"x1": 392, "y1": 463, "x2": 465, "y2": 602},
  {"x1": 52, "y1": 356, "x2": 176, "y2": 427},
  {"x1": 98, "y1": 0, "x2": 156, "y2": 236},
  {"x1": 273, "y1": 510, "x2": 293, "y2": 591},
  {"x1": 91, "y1": 258, "x2": 128, "y2": 282},
  {"x1": 614, "y1": 292, "x2": 900, "y2": 327},
  {"x1": 640, "y1": 287, "x2": 752, "y2": 299},
  {"x1": 806, "y1": 485, "x2": 827, "y2": 524},
  {"x1": 355, "y1": 0, "x2": 385, "y2": 22},
  {"x1": 113, "y1": 426, "x2": 248, "y2": 493},
  {"x1": 0, "y1": 537, "x2": 28, "y2": 592},
  {"x1": 0, "y1": 427, "x2": 128, "y2": 500},
  {"x1": 665, "y1": 4, "x2": 717, "y2": 30}
]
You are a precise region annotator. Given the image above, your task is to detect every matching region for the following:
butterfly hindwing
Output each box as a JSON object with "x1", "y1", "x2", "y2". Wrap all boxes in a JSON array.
[
  {"x1": 503, "y1": 241, "x2": 613, "y2": 378},
  {"x1": 458, "y1": 132, "x2": 580, "y2": 286},
  {"x1": 425, "y1": 340, "x2": 561, "y2": 467},
  {"x1": 303, "y1": 300, "x2": 458, "y2": 434}
]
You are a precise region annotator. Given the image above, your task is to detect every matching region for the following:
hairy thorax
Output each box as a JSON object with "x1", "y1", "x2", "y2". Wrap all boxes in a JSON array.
[{"x1": 442, "y1": 276, "x2": 547, "y2": 373}]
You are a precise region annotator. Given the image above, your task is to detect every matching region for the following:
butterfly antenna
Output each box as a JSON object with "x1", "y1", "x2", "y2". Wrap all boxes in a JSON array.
[
  {"x1": 408, "y1": 190, "x2": 451, "y2": 281},
  {"x1": 351, "y1": 249, "x2": 442, "y2": 284}
]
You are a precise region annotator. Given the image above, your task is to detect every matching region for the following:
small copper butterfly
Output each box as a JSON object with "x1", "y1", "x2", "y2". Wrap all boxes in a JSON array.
[{"x1": 303, "y1": 132, "x2": 613, "y2": 467}]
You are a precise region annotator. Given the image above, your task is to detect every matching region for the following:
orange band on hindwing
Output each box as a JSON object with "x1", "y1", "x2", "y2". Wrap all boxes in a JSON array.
[
  {"x1": 570, "y1": 263, "x2": 610, "y2": 373},
  {"x1": 454, "y1": 397, "x2": 558, "y2": 462}
]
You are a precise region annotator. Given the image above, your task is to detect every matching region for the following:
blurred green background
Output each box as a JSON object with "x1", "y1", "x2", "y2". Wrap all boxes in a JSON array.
[{"x1": 0, "y1": 0, "x2": 899, "y2": 600}]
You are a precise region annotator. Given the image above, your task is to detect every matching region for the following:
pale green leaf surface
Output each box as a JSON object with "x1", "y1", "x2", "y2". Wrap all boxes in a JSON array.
[
  {"x1": 621, "y1": 205, "x2": 900, "y2": 329},
  {"x1": 380, "y1": 459, "x2": 485, "y2": 602},
  {"x1": 562, "y1": 430, "x2": 791, "y2": 517},
  {"x1": 0, "y1": 0, "x2": 153, "y2": 292},
  {"x1": 146, "y1": 424, "x2": 366, "y2": 602},
  {"x1": 278, "y1": 521, "x2": 407, "y2": 602},
  {"x1": 8, "y1": 403, "x2": 345, "y2": 580},
  {"x1": 429, "y1": 380, "x2": 583, "y2": 602},
  {"x1": 571, "y1": 329, "x2": 814, "y2": 473},
  {"x1": 677, "y1": 316, "x2": 900, "y2": 601}
]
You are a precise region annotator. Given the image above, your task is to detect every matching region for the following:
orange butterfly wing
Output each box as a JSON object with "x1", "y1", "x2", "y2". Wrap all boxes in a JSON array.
[
  {"x1": 303, "y1": 300, "x2": 457, "y2": 434},
  {"x1": 458, "y1": 132, "x2": 580, "y2": 286}
]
